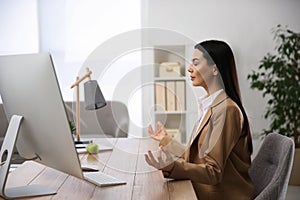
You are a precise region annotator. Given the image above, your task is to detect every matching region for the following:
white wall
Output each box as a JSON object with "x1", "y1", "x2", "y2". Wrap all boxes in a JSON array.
[
  {"x1": 1, "y1": 0, "x2": 299, "y2": 141},
  {"x1": 141, "y1": 0, "x2": 300, "y2": 139},
  {"x1": 37, "y1": 0, "x2": 142, "y2": 102},
  {"x1": 0, "y1": 0, "x2": 39, "y2": 54},
  {"x1": 0, "y1": 0, "x2": 143, "y2": 137},
  {"x1": 0, "y1": 0, "x2": 38, "y2": 105}
]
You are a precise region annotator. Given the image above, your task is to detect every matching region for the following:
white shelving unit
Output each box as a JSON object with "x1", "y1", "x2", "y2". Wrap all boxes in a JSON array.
[{"x1": 142, "y1": 44, "x2": 200, "y2": 144}]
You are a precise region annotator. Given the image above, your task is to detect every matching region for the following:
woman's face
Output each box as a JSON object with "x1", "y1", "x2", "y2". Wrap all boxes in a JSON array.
[{"x1": 188, "y1": 49, "x2": 214, "y2": 88}]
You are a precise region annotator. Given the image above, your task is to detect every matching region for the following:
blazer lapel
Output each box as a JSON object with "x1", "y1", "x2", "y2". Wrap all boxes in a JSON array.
[
  {"x1": 185, "y1": 91, "x2": 228, "y2": 160},
  {"x1": 185, "y1": 109, "x2": 212, "y2": 161},
  {"x1": 189, "y1": 109, "x2": 212, "y2": 145}
]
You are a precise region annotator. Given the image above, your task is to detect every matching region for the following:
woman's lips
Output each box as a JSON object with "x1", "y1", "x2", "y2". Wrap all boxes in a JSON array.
[{"x1": 190, "y1": 76, "x2": 195, "y2": 81}]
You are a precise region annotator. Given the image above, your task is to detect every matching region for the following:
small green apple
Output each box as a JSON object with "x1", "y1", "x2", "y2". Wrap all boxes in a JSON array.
[{"x1": 86, "y1": 143, "x2": 99, "y2": 154}]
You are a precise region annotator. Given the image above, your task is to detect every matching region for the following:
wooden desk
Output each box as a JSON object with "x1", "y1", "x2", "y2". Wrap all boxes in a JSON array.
[{"x1": 2, "y1": 138, "x2": 197, "y2": 200}]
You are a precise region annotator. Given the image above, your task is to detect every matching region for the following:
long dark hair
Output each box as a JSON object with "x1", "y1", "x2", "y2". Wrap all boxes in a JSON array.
[{"x1": 195, "y1": 40, "x2": 253, "y2": 154}]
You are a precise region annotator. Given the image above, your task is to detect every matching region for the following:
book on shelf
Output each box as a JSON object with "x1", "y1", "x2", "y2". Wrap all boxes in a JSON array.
[
  {"x1": 155, "y1": 80, "x2": 186, "y2": 112},
  {"x1": 155, "y1": 81, "x2": 166, "y2": 111},
  {"x1": 175, "y1": 81, "x2": 185, "y2": 111},
  {"x1": 166, "y1": 81, "x2": 176, "y2": 111}
]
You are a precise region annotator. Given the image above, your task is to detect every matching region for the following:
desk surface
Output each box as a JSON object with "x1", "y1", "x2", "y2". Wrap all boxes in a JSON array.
[{"x1": 2, "y1": 138, "x2": 197, "y2": 200}]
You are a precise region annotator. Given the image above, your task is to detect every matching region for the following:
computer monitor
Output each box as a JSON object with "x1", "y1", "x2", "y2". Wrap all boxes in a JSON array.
[{"x1": 0, "y1": 53, "x2": 85, "y2": 198}]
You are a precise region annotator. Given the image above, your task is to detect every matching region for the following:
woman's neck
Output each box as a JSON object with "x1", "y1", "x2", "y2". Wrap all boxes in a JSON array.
[{"x1": 206, "y1": 84, "x2": 223, "y2": 96}]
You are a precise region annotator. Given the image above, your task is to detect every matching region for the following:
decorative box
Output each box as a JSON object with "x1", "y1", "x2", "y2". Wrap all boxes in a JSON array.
[
  {"x1": 166, "y1": 129, "x2": 181, "y2": 142},
  {"x1": 159, "y1": 62, "x2": 181, "y2": 77}
]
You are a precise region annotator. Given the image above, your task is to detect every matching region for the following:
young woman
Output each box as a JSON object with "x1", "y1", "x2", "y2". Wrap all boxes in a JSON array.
[{"x1": 145, "y1": 40, "x2": 255, "y2": 200}]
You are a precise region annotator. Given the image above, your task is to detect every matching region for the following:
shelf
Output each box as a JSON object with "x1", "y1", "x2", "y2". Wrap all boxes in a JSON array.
[
  {"x1": 155, "y1": 111, "x2": 187, "y2": 114},
  {"x1": 141, "y1": 44, "x2": 198, "y2": 143},
  {"x1": 153, "y1": 45, "x2": 187, "y2": 78},
  {"x1": 154, "y1": 77, "x2": 186, "y2": 81},
  {"x1": 152, "y1": 45, "x2": 189, "y2": 143}
]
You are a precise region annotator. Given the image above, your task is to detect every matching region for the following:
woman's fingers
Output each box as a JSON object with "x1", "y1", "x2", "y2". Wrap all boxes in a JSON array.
[
  {"x1": 145, "y1": 149, "x2": 166, "y2": 169},
  {"x1": 148, "y1": 125, "x2": 158, "y2": 140},
  {"x1": 156, "y1": 122, "x2": 160, "y2": 132},
  {"x1": 147, "y1": 150, "x2": 156, "y2": 162},
  {"x1": 148, "y1": 125, "x2": 154, "y2": 135},
  {"x1": 157, "y1": 147, "x2": 164, "y2": 163},
  {"x1": 144, "y1": 153, "x2": 153, "y2": 166},
  {"x1": 145, "y1": 150, "x2": 158, "y2": 168},
  {"x1": 157, "y1": 121, "x2": 163, "y2": 132},
  {"x1": 145, "y1": 147, "x2": 175, "y2": 170}
]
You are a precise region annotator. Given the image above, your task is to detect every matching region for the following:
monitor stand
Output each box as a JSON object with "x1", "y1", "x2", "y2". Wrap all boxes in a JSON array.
[{"x1": 0, "y1": 115, "x2": 56, "y2": 199}]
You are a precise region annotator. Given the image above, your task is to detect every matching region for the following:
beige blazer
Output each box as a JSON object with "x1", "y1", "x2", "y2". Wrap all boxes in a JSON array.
[{"x1": 160, "y1": 91, "x2": 255, "y2": 200}]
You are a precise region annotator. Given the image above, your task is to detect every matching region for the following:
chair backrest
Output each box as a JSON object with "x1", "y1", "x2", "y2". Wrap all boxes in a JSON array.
[
  {"x1": 249, "y1": 133, "x2": 295, "y2": 200},
  {"x1": 65, "y1": 101, "x2": 129, "y2": 138},
  {"x1": 95, "y1": 101, "x2": 129, "y2": 137},
  {"x1": 0, "y1": 104, "x2": 9, "y2": 148}
]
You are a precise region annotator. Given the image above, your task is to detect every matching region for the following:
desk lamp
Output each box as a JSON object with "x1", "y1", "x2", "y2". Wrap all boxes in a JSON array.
[{"x1": 70, "y1": 68, "x2": 106, "y2": 144}]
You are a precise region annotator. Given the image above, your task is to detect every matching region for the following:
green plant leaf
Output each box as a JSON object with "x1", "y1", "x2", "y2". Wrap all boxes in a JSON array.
[{"x1": 247, "y1": 24, "x2": 300, "y2": 146}]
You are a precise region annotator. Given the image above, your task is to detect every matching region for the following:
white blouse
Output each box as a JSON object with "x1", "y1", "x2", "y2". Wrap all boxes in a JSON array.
[{"x1": 190, "y1": 89, "x2": 224, "y2": 144}]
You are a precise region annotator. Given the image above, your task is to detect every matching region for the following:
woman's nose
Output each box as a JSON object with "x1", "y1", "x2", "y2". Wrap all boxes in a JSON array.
[{"x1": 187, "y1": 65, "x2": 193, "y2": 73}]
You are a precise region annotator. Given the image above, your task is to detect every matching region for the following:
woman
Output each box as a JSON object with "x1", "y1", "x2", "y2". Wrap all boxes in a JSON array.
[{"x1": 145, "y1": 40, "x2": 255, "y2": 200}]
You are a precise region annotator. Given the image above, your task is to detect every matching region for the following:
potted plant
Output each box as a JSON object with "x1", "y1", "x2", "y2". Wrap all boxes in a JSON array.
[
  {"x1": 69, "y1": 120, "x2": 76, "y2": 139},
  {"x1": 247, "y1": 24, "x2": 300, "y2": 185}
]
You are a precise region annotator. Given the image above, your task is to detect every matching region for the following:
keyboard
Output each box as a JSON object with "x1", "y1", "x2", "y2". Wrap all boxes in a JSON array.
[{"x1": 83, "y1": 172, "x2": 126, "y2": 187}]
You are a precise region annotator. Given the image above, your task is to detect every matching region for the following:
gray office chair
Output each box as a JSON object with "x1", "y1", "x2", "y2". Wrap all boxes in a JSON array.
[
  {"x1": 249, "y1": 133, "x2": 295, "y2": 200},
  {"x1": 0, "y1": 104, "x2": 8, "y2": 149},
  {"x1": 65, "y1": 101, "x2": 129, "y2": 138},
  {"x1": 95, "y1": 101, "x2": 129, "y2": 137}
]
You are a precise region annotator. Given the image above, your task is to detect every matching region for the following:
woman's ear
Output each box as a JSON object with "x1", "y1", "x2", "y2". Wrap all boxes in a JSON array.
[{"x1": 212, "y1": 65, "x2": 219, "y2": 76}]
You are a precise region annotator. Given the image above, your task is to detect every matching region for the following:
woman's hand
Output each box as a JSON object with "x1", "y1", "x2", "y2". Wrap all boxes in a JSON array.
[
  {"x1": 145, "y1": 146, "x2": 173, "y2": 170},
  {"x1": 148, "y1": 121, "x2": 167, "y2": 141}
]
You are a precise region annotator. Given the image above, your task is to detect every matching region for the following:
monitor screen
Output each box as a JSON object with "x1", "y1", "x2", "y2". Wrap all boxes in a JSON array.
[{"x1": 0, "y1": 53, "x2": 83, "y2": 179}]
